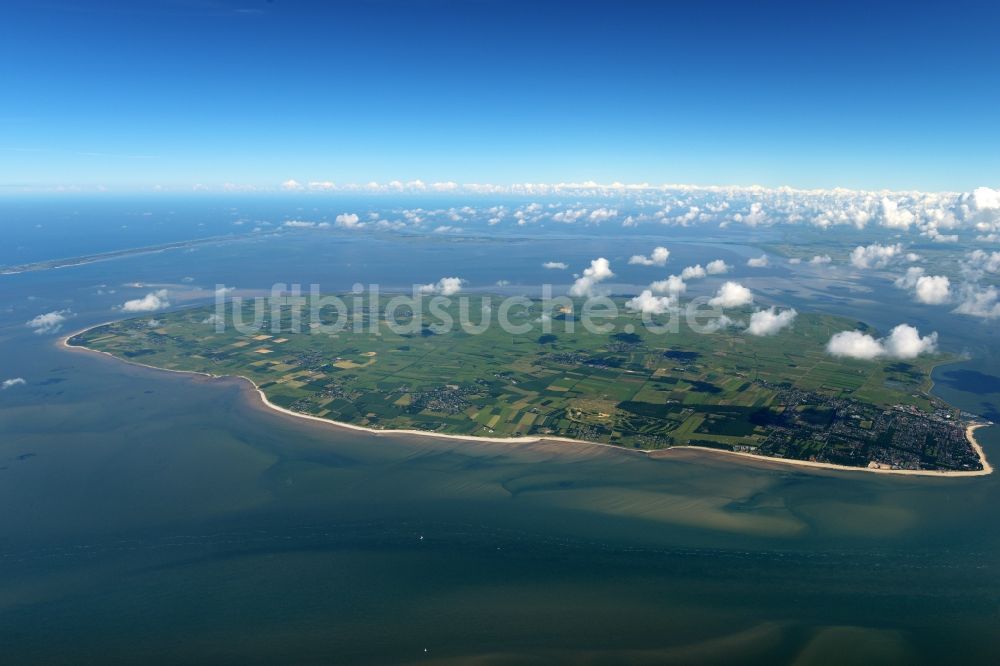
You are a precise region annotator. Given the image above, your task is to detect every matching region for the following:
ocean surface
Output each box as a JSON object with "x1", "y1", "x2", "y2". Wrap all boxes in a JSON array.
[{"x1": 2, "y1": 200, "x2": 1000, "y2": 664}]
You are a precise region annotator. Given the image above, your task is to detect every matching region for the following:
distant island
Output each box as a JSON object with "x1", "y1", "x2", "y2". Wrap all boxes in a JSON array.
[
  {"x1": 0, "y1": 234, "x2": 242, "y2": 275},
  {"x1": 66, "y1": 295, "x2": 990, "y2": 475}
]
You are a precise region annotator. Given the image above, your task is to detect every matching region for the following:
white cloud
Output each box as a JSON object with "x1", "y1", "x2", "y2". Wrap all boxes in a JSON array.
[
  {"x1": 626, "y1": 290, "x2": 677, "y2": 314},
  {"x1": 747, "y1": 307, "x2": 797, "y2": 336},
  {"x1": 588, "y1": 208, "x2": 617, "y2": 223},
  {"x1": 418, "y1": 277, "x2": 464, "y2": 296},
  {"x1": 705, "y1": 259, "x2": 730, "y2": 275},
  {"x1": 971, "y1": 186, "x2": 1000, "y2": 210},
  {"x1": 733, "y1": 201, "x2": 769, "y2": 227},
  {"x1": 708, "y1": 281, "x2": 754, "y2": 308},
  {"x1": 1, "y1": 377, "x2": 26, "y2": 390},
  {"x1": 551, "y1": 208, "x2": 587, "y2": 223},
  {"x1": 649, "y1": 275, "x2": 687, "y2": 297},
  {"x1": 954, "y1": 284, "x2": 1000, "y2": 319},
  {"x1": 281, "y1": 179, "x2": 305, "y2": 191},
  {"x1": 25, "y1": 309, "x2": 71, "y2": 335},
  {"x1": 893, "y1": 266, "x2": 924, "y2": 289},
  {"x1": 880, "y1": 197, "x2": 915, "y2": 229},
  {"x1": 914, "y1": 275, "x2": 951, "y2": 304},
  {"x1": 826, "y1": 324, "x2": 937, "y2": 360},
  {"x1": 747, "y1": 254, "x2": 769, "y2": 268},
  {"x1": 883, "y1": 324, "x2": 938, "y2": 358},
  {"x1": 965, "y1": 249, "x2": 1000, "y2": 274},
  {"x1": 850, "y1": 243, "x2": 903, "y2": 269},
  {"x1": 121, "y1": 289, "x2": 170, "y2": 313},
  {"x1": 893, "y1": 267, "x2": 951, "y2": 304},
  {"x1": 669, "y1": 205, "x2": 703, "y2": 226},
  {"x1": 826, "y1": 330, "x2": 886, "y2": 360},
  {"x1": 282, "y1": 220, "x2": 329, "y2": 229},
  {"x1": 701, "y1": 314, "x2": 736, "y2": 333},
  {"x1": 809, "y1": 254, "x2": 832, "y2": 265},
  {"x1": 680, "y1": 264, "x2": 707, "y2": 280},
  {"x1": 542, "y1": 261, "x2": 568, "y2": 270},
  {"x1": 307, "y1": 180, "x2": 336, "y2": 191},
  {"x1": 628, "y1": 246, "x2": 670, "y2": 267},
  {"x1": 335, "y1": 212, "x2": 362, "y2": 228},
  {"x1": 569, "y1": 258, "x2": 614, "y2": 297}
]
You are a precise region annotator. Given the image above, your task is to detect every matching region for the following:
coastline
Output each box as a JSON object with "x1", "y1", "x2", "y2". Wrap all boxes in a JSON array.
[
  {"x1": 0, "y1": 233, "x2": 245, "y2": 276},
  {"x1": 60, "y1": 326, "x2": 993, "y2": 478}
]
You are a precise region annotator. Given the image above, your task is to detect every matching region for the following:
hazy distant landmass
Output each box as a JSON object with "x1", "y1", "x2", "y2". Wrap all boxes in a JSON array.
[
  {"x1": 0, "y1": 234, "x2": 243, "y2": 275},
  {"x1": 68, "y1": 295, "x2": 987, "y2": 474}
]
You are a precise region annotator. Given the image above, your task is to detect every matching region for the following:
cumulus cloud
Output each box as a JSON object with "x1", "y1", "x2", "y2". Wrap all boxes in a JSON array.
[
  {"x1": 680, "y1": 264, "x2": 706, "y2": 280},
  {"x1": 552, "y1": 208, "x2": 587, "y2": 223},
  {"x1": 914, "y1": 275, "x2": 951, "y2": 304},
  {"x1": 335, "y1": 212, "x2": 362, "y2": 228},
  {"x1": 542, "y1": 261, "x2": 568, "y2": 270},
  {"x1": 649, "y1": 275, "x2": 687, "y2": 297},
  {"x1": 2, "y1": 377, "x2": 26, "y2": 390},
  {"x1": 176, "y1": 181, "x2": 1000, "y2": 246},
  {"x1": 965, "y1": 249, "x2": 1000, "y2": 274},
  {"x1": 588, "y1": 208, "x2": 617, "y2": 223},
  {"x1": 418, "y1": 277, "x2": 464, "y2": 296},
  {"x1": 708, "y1": 281, "x2": 754, "y2": 308},
  {"x1": 826, "y1": 324, "x2": 937, "y2": 360},
  {"x1": 705, "y1": 259, "x2": 730, "y2": 274},
  {"x1": 970, "y1": 186, "x2": 1000, "y2": 210},
  {"x1": 893, "y1": 266, "x2": 924, "y2": 289},
  {"x1": 850, "y1": 243, "x2": 904, "y2": 269},
  {"x1": 809, "y1": 254, "x2": 832, "y2": 265},
  {"x1": 569, "y1": 258, "x2": 614, "y2": 297},
  {"x1": 746, "y1": 254, "x2": 769, "y2": 268},
  {"x1": 626, "y1": 290, "x2": 677, "y2": 314},
  {"x1": 25, "y1": 309, "x2": 71, "y2": 335},
  {"x1": 243, "y1": 181, "x2": 1000, "y2": 241},
  {"x1": 826, "y1": 330, "x2": 886, "y2": 360},
  {"x1": 880, "y1": 197, "x2": 915, "y2": 229},
  {"x1": 628, "y1": 246, "x2": 670, "y2": 267},
  {"x1": 121, "y1": 289, "x2": 171, "y2": 313},
  {"x1": 700, "y1": 313, "x2": 736, "y2": 333},
  {"x1": 881, "y1": 324, "x2": 938, "y2": 358},
  {"x1": 894, "y1": 267, "x2": 951, "y2": 304},
  {"x1": 747, "y1": 307, "x2": 797, "y2": 336},
  {"x1": 953, "y1": 284, "x2": 1000, "y2": 319}
]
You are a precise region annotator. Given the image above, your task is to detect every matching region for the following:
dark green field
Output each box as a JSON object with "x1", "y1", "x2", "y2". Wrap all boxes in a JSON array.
[{"x1": 70, "y1": 295, "x2": 969, "y2": 468}]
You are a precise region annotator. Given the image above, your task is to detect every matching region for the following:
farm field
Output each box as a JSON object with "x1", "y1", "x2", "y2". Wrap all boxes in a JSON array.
[{"x1": 69, "y1": 295, "x2": 980, "y2": 470}]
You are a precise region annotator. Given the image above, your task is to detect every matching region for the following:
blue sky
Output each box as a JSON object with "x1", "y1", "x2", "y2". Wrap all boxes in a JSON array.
[{"x1": 2, "y1": 0, "x2": 999, "y2": 193}]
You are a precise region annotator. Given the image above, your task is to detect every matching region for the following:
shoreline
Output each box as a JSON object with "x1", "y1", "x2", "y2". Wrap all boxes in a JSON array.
[
  {"x1": 60, "y1": 326, "x2": 993, "y2": 478},
  {"x1": 0, "y1": 233, "x2": 246, "y2": 276}
]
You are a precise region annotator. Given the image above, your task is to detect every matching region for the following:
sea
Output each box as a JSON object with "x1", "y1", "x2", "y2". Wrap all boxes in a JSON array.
[{"x1": 1, "y1": 197, "x2": 999, "y2": 664}]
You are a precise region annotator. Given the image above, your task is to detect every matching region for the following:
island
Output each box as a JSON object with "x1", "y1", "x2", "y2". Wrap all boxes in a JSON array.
[{"x1": 66, "y1": 294, "x2": 990, "y2": 475}]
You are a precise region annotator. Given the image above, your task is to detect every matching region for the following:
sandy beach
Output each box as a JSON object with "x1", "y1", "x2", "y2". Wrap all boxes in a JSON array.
[{"x1": 61, "y1": 327, "x2": 993, "y2": 478}]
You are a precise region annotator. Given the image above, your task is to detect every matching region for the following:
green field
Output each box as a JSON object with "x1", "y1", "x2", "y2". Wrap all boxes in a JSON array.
[{"x1": 69, "y1": 295, "x2": 951, "y2": 459}]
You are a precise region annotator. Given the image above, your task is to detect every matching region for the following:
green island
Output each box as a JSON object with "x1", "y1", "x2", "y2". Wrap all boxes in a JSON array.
[{"x1": 69, "y1": 295, "x2": 986, "y2": 473}]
